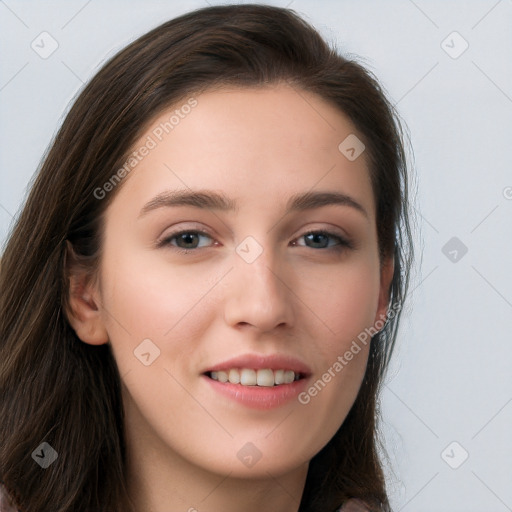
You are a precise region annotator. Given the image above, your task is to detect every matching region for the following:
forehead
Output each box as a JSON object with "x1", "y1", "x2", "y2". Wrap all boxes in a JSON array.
[{"x1": 110, "y1": 83, "x2": 375, "y2": 219}]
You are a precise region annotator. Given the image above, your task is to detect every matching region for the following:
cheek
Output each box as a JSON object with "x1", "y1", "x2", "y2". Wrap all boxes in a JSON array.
[
  {"x1": 290, "y1": 257, "x2": 379, "y2": 415},
  {"x1": 102, "y1": 247, "x2": 214, "y2": 326},
  {"x1": 98, "y1": 248, "x2": 223, "y2": 371},
  {"x1": 302, "y1": 257, "x2": 381, "y2": 350},
  {"x1": 298, "y1": 258, "x2": 378, "y2": 397}
]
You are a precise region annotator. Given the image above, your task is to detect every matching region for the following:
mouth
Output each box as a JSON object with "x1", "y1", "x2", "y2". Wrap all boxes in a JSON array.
[
  {"x1": 201, "y1": 353, "x2": 312, "y2": 409},
  {"x1": 204, "y1": 368, "x2": 306, "y2": 387}
]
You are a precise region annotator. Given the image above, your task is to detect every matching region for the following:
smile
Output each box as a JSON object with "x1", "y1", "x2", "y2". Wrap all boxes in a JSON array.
[{"x1": 206, "y1": 368, "x2": 303, "y2": 387}]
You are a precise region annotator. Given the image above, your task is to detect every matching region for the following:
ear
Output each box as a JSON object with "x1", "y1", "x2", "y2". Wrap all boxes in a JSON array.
[
  {"x1": 374, "y1": 255, "x2": 395, "y2": 327},
  {"x1": 65, "y1": 246, "x2": 109, "y2": 346}
]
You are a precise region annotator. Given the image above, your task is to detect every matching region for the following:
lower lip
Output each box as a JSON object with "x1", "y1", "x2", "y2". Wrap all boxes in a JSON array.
[{"x1": 202, "y1": 374, "x2": 309, "y2": 410}]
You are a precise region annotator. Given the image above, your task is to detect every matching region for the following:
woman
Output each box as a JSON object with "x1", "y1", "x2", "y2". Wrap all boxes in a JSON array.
[{"x1": 0, "y1": 4, "x2": 413, "y2": 511}]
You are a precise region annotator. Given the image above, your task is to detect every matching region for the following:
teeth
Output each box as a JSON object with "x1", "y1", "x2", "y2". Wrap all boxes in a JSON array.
[
  {"x1": 256, "y1": 369, "x2": 274, "y2": 387},
  {"x1": 240, "y1": 369, "x2": 257, "y2": 386},
  {"x1": 216, "y1": 371, "x2": 228, "y2": 383},
  {"x1": 228, "y1": 368, "x2": 240, "y2": 384},
  {"x1": 209, "y1": 368, "x2": 300, "y2": 386},
  {"x1": 284, "y1": 370, "x2": 295, "y2": 384}
]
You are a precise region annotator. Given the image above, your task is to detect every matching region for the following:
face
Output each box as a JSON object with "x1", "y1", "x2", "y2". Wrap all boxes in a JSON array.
[{"x1": 78, "y1": 83, "x2": 392, "y2": 481}]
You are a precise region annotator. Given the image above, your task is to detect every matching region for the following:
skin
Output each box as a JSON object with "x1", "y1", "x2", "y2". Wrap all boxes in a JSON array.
[{"x1": 68, "y1": 83, "x2": 393, "y2": 512}]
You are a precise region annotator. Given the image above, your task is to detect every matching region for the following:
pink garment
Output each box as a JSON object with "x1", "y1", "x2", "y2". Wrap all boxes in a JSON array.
[
  {"x1": 0, "y1": 484, "x2": 18, "y2": 512},
  {"x1": 339, "y1": 498, "x2": 371, "y2": 511},
  {"x1": 0, "y1": 483, "x2": 369, "y2": 512}
]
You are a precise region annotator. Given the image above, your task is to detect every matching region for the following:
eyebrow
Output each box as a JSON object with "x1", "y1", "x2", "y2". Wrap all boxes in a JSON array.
[{"x1": 138, "y1": 189, "x2": 369, "y2": 219}]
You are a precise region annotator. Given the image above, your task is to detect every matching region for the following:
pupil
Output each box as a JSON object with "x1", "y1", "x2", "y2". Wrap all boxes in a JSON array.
[
  {"x1": 307, "y1": 233, "x2": 327, "y2": 248},
  {"x1": 179, "y1": 233, "x2": 198, "y2": 248}
]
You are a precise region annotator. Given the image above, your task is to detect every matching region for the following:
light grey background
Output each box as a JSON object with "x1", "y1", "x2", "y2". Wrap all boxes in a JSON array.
[{"x1": 1, "y1": 1, "x2": 511, "y2": 511}]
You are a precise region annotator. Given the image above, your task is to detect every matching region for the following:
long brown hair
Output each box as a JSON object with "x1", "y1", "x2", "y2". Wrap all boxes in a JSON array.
[{"x1": 0, "y1": 4, "x2": 413, "y2": 511}]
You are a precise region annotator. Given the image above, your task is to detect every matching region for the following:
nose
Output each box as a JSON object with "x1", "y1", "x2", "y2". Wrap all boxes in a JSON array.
[{"x1": 223, "y1": 247, "x2": 295, "y2": 334}]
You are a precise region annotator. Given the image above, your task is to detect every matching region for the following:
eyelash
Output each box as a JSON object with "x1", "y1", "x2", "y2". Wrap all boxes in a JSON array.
[{"x1": 157, "y1": 229, "x2": 353, "y2": 254}]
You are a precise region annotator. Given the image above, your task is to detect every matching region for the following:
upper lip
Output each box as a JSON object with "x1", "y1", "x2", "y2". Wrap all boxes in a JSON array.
[{"x1": 203, "y1": 353, "x2": 312, "y2": 376}]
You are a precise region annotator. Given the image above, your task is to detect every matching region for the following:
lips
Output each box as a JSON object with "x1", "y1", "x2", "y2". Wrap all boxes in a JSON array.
[
  {"x1": 209, "y1": 368, "x2": 300, "y2": 387},
  {"x1": 203, "y1": 353, "x2": 312, "y2": 380},
  {"x1": 203, "y1": 353, "x2": 311, "y2": 394},
  {"x1": 201, "y1": 354, "x2": 312, "y2": 409}
]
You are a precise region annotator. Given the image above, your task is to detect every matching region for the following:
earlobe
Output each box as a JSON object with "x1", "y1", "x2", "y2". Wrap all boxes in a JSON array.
[{"x1": 66, "y1": 272, "x2": 109, "y2": 346}]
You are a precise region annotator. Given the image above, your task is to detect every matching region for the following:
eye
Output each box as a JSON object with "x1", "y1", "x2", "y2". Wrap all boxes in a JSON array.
[
  {"x1": 158, "y1": 230, "x2": 214, "y2": 252},
  {"x1": 293, "y1": 230, "x2": 352, "y2": 250},
  {"x1": 157, "y1": 228, "x2": 352, "y2": 253}
]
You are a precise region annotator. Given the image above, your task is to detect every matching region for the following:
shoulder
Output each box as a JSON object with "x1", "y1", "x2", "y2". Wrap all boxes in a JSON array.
[
  {"x1": 339, "y1": 498, "x2": 371, "y2": 511},
  {"x1": 0, "y1": 484, "x2": 19, "y2": 512}
]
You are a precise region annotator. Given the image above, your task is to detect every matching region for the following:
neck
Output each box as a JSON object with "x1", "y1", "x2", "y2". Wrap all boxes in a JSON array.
[
  {"x1": 124, "y1": 438, "x2": 309, "y2": 512},
  {"x1": 121, "y1": 392, "x2": 309, "y2": 512}
]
